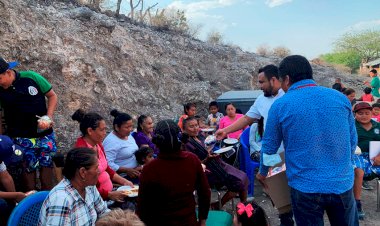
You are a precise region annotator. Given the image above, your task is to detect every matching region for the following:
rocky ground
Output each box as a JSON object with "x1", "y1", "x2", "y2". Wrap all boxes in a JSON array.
[{"x1": 214, "y1": 178, "x2": 380, "y2": 226}]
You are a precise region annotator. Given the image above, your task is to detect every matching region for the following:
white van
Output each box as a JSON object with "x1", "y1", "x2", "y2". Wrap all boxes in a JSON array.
[{"x1": 216, "y1": 90, "x2": 263, "y2": 115}]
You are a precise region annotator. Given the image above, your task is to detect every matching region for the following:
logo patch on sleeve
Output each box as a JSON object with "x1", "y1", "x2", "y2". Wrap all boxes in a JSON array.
[{"x1": 28, "y1": 86, "x2": 38, "y2": 95}]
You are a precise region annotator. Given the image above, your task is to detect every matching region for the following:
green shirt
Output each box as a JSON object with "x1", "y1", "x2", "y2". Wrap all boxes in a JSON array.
[
  {"x1": 356, "y1": 120, "x2": 380, "y2": 153},
  {"x1": 370, "y1": 76, "x2": 380, "y2": 97},
  {"x1": 0, "y1": 70, "x2": 52, "y2": 137}
]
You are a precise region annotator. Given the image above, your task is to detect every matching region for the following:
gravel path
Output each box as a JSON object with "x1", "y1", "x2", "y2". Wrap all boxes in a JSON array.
[{"x1": 213, "y1": 178, "x2": 380, "y2": 225}]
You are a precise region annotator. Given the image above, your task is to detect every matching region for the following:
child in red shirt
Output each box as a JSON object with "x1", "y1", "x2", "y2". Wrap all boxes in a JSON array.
[{"x1": 358, "y1": 87, "x2": 374, "y2": 103}]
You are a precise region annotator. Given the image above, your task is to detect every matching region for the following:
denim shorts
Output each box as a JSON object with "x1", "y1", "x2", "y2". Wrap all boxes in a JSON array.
[{"x1": 14, "y1": 132, "x2": 57, "y2": 172}]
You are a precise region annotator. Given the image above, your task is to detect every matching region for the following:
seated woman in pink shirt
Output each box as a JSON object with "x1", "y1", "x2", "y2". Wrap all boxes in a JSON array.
[
  {"x1": 219, "y1": 103, "x2": 246, "y2": 139},
  {"x1": 72, "y1": 109, "x2": 133, "y2": 203}
]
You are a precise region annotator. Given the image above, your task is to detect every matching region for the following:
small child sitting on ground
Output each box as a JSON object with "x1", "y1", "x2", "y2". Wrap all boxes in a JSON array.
[
  {"x1": 358, "y1": 87, "x2": 374, "y2": 103},
  {"x1": 206, "y1": 101, "x2": 224, "y2": 129},
  {"x1": 134, "y1": 146, "x2": 154, "y2": 167},
  {"x1": 233, "y1": 201, "x2": 268, "y2": 226}
]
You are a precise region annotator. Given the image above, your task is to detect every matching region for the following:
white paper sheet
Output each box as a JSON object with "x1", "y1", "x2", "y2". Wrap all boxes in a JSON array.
[{"x1": 369, "y1": 141, "x2": 380, "y2": 164}]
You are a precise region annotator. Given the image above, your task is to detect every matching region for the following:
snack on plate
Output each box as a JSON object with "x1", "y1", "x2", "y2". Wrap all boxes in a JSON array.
[
  {"x1": 122, "y1": 190, "x2": 132, "y2": 195},
  {"x1": 118, "y1": 185, "x2": 139, "y2": 197},
  {"x1": 37, "y1": 115, "x2": 52, "y2": 130}
]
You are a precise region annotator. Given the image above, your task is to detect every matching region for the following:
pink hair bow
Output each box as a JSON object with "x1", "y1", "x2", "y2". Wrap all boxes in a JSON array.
[{"x1": 237, "y1": 203, "x2": 254, "y2": 218}]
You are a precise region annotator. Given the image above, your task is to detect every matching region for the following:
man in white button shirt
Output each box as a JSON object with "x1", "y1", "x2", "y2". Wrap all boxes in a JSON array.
[
  {"x1": 216, "y1": 65, "x2": 284, "y2": 135},
  {"x1": 216, "y1": 64, "x2": 293, "y2": 226}
]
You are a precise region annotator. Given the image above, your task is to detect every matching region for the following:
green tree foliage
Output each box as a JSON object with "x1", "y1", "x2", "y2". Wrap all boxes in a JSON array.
[
  {"x1": 334, "y1": 29, "x2": 380, "y2": 63},
  {"x1": 320, "y1": 51, "x2": 361, "y2": 73}
]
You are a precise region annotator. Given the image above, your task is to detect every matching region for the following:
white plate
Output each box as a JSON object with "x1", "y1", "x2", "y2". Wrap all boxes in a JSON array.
[
  {"x1": 223, "y1": 138, "x2": 238, "y2": 145},
  {"x1": 201, "y1": 128, "x2": 215, "y2": 132},
  {"x1": 117, "y1": 185, "x2": 139, "y2": 197},
  {"x1": 205, "y1": 135, "x2": 216, "y2": 145},
  {"x1": 213, "y1": 146, "x2": 233, "y2": 154}
]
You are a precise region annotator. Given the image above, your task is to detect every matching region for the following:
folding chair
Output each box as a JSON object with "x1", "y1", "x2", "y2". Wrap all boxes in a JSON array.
[{"x1": 239, "y1": 127, "x2": 260, "y2": 197}]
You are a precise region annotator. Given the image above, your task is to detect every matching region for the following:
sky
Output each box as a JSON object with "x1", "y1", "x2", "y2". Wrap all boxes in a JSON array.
[{"x1": 104, "y1": 0, "x2": 380, "y2": 59}]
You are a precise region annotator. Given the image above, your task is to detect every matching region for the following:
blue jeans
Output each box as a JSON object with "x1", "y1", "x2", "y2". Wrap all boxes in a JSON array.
[{"x1": 290, "y1": 187, "x2": 358, "y2": 226}]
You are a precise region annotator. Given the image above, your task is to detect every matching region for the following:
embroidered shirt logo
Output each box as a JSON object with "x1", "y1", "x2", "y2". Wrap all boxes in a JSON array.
[
  {"x1": 375, "y1": 128, "x2": 380, "y2": 135},
  {"x1": 28, "y1": 86, "x2": 38, "y2": 95}
]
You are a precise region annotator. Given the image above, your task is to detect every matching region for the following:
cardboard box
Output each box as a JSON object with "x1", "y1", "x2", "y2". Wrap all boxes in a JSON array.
[
  {"x1": 264, "y1": 152, "x2": 291, "y2": 211},
  {"x1": 265, "y1": 170, "x2": 291, "y2": 210}
]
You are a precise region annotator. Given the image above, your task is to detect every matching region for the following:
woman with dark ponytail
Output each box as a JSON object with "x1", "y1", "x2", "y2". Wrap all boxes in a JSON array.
[
  {"x1": 103, "y1": 109, "x2": 141, "y2": 180},
  {"x1": 137, "y1": 120, "x2": 211, "y2": 226},
  {"x1": 72, "y1": 109, "x2": 133, "y2": 203}
]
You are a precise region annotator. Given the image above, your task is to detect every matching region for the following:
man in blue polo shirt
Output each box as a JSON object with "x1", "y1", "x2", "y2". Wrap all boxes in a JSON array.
[
  {"x1": 0, "y1": 57, "x2": 58, "y2": 192},
  {"x1": 256, "y1": 55, "x2": 358, "y2": 225}
]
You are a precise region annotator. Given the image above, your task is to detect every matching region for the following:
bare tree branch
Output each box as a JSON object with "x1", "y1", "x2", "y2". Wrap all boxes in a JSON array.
[
  {"x1": 141, "y1": 3, "x2": 158, "y2": 23},
  {"x1": 116, "y1": 0, "x2": 122, "y2": 16}
]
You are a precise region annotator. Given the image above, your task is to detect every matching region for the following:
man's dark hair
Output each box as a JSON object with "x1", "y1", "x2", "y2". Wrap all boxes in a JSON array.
[
  {"x1": 258, "y1": 64, "x2": 279, "y2": 80},
  {"x1": 372, "y1": 103, "x2": 380, "y2": 108},
  {"x1": 370, "y1": 69, "x2": 378, "y2": 74},
  {"x1": 278, "y1": 55, "x2": 313, "y2": 84}
]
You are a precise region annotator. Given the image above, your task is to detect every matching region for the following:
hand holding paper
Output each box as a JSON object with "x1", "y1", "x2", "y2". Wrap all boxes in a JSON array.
[
  {"x1": 369, "y1": 141, "x2": 380, "y2": 165},
  {"x1": 372, "y1": 154, "x2": 380, "y2": 166}
]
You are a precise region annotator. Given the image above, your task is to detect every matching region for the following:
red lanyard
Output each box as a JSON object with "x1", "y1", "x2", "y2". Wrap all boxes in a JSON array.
[{"x1": 296, "y1": 84, "x2": 317, "y2": 89}]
